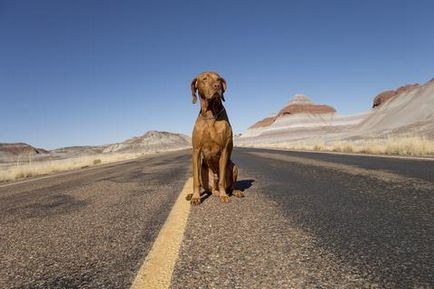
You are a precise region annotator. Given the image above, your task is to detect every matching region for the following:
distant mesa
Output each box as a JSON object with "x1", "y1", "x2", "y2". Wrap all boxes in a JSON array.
[
  {"x1": 373, "y1": 83, "x2": 420, "y2": 108},
  {"x1": 0, "y1": 143, "x2": 47, "y2": 156},
  {"x1": 396, "y1": 83, "x2": 420, "y2": 94},
  {"x1": 372, "y1": 90, "x2": 397, "y2": 108},
  {"x1": 102, "y1": 130, "x2": 191, "y2": 153},
  {"x1": 0, "y1": 143, "x2": 49, "y2": 163},
  {"x1": 51, "y1": 146, "x2": 104, "y2": 156},
  {"x1": 277, "y1": 94, "x2": 336, "y2": 116},
  {"x1": 249, "y1": 94, "x2": 336, "y2": 129},
  {"x1": 0, "y1": 131, "x2": 191, "y2": 164},
  {"x1": 250, "y1": 116, "x2": 276, "y2": 129},
  {"x1": 239, "y1": 76, "x2": 434, "y2": 145}
]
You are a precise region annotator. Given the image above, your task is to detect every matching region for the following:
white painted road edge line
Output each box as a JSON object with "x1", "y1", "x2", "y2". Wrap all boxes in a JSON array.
[
  {"x1": 235, "y1": 145, "x2": 434, "y2": 161},
  {"x1": 130, "y1": 177, "x2": 192, "y2": 289}
]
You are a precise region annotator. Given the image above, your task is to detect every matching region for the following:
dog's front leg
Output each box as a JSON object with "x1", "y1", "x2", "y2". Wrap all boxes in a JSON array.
[
  {"x1": 218, "y1": 148, "x2": 230, "y2": 203},
  {"x1": 191, "y1": 147, "x2": 202, "y2": 205}
]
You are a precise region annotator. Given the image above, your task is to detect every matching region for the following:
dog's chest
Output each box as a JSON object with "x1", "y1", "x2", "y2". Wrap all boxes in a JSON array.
[{"x1": 197, "y1": 121, "x2": 230, "y2": 158}]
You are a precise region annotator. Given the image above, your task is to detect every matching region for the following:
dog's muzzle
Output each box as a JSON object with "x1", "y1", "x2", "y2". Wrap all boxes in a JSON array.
[{"x1": 206, "y1": 90, "x2": 223, "y2": 100}]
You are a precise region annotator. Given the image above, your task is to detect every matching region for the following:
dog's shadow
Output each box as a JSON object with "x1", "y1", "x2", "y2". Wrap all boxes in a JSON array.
[
  {"x1": 195, "y1": 179, "x2": 255, "y2": 203},
  {"x1": 234, "y1": 179, "x2": 255, "y2": 192}
]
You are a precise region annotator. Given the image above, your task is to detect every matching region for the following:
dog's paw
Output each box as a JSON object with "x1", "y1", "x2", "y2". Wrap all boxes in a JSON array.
[
  {"x1": 232, "y1": 190, "x2": 245, "y2": 198},
  {"x1": 219, "y1": 195, "x2": 230, "y2": 203},
  {"x1": 185, "y1": 193, "x2": 193, "y2": 201},
  {"x1": 191, "y1": 197, "x2": 201, "y2": 206}
]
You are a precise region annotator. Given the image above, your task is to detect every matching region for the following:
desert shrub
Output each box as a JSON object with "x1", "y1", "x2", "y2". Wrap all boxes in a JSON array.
[
  {"x1": 341, "y1": 143, "x2": 353, "y2": 153},
  {"x1": 313, "y1": 143, "x2": 326, "y2": 151}
]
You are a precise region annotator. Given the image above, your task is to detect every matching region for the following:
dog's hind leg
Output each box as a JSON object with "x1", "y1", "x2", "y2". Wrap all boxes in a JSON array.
[{"x1": 227, "y1": 161, "x2": 244, "y2": 198}]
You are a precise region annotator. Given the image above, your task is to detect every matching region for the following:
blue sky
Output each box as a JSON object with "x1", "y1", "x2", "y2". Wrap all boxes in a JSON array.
[{"x1": 1, "y1": 0, "x2": 433, "y2": 149}]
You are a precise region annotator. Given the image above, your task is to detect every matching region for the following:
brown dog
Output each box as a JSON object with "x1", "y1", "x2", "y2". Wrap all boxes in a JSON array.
[{"x1": 187, "y1": 71, "x2": 244, "y2": 205}]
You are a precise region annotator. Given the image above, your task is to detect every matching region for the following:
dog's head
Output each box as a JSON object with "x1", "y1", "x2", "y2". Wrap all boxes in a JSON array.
[{"x1": 191, "y1": 71, "x2": 227, "y2": 104}]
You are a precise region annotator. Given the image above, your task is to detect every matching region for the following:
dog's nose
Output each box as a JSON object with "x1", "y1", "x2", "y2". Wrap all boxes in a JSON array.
[{"x1": 213, "y1": 82, "x2": 221, "y2": 89}]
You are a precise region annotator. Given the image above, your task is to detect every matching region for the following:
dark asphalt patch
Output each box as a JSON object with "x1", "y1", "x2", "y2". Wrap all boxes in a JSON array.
[
  {"x1": 238, "y1": 147, "x2": 434, "y2": 183},
  {"x1": 3, "y1": 193, "x2": 87, "y2": 221}
]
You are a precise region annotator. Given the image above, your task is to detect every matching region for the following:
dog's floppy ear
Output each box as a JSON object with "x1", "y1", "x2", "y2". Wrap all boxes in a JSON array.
[
  {"x1": 191, "y1": 77, "x2": 198, "y2": 104},
  {"x1": 220, "y1": 77, "x2": 227, "y2": 102},
  {"x1": 220, "y1": 77, "x2": 227, "y2": 92}
]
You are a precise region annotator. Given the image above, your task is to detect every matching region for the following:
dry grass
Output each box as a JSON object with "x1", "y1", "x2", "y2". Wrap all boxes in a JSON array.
[
  {"x1": 237, "y1": 136, "x2": 434, "y2": 157},
  {"x1": 0, "y1": 152, "x2": 141, "y2": 182},
  {"x1": 0, "y1": 148, "x2": 188, "y2": 183}
]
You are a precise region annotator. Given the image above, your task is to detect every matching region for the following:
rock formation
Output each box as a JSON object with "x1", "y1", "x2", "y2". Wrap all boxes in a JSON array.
[
  {"x1": 373, "y1": 83, "x2": 420, "y2": 108},
  {"x1": 250, "y1": 116, "x2": 276, "y2": 129},
  {"x1": 0, "y1": 143, "x2": 49, "y2": 163},
  {"x1": 238, "y1": 77, "x2": 434, "y2": 145},
  {"x1": 0, "y1": 131, "x2": 191, "y2": 163},
  {"x1": 103, "y1": 131, "x2": 191, "y2": 153},
  {"x1": 277, "y1": 94, "x2": 336, "y2": 116},
  {"x1": 248, "y1": 94, "x2": 336, "y2": 129},
  {"x1": 0, "y1": 143, "x2": 47, "y2": 156}
]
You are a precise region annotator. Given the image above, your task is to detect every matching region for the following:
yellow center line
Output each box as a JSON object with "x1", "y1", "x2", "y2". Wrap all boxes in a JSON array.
[{"x1": 130, "y1": 177, "x2": 192, "y2": 289}]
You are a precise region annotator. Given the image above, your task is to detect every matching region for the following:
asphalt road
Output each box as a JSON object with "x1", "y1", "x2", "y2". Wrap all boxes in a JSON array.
[
  {"x1": 0, "y1": 150, "x2": 191, "y2": 289},
  {"x1": 1, "y1": 148, "x2": 433, "y2": 288},
  {"x1": 173, "y1": 148, "x2": 434, "y2": 289}
]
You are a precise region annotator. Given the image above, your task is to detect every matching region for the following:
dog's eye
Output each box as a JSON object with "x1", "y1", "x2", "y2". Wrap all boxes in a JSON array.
[{"x1": 202, "y1": 77, "x2": 207, "y2": 81}]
